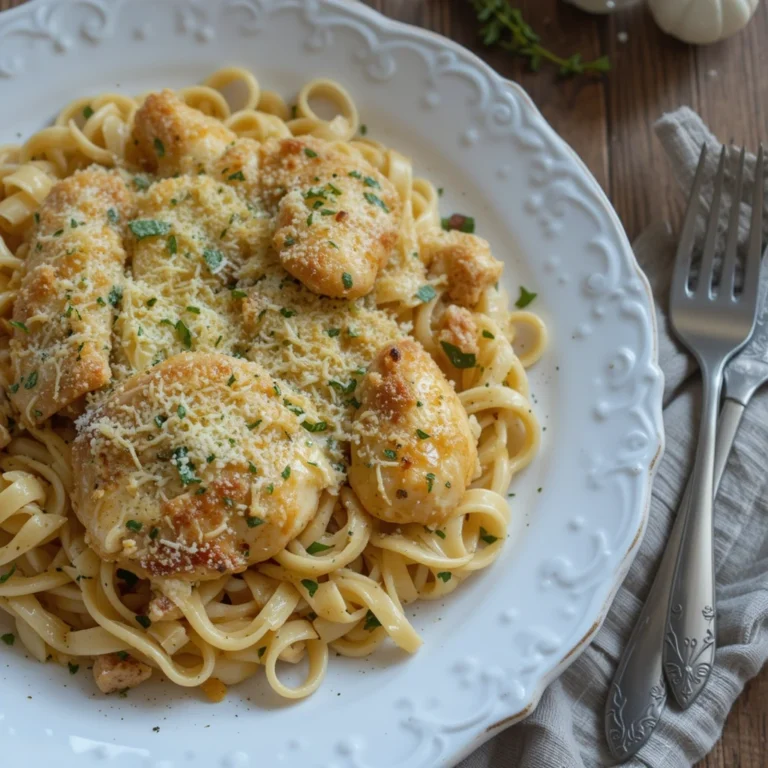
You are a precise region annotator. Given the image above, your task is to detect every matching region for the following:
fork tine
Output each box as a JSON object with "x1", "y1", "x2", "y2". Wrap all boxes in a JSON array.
[
  {"x1": 722, "y1": 146, "x2": 746, "y2": 297},
  {"x1": 697, "y1": 146, "x2": 727, "y2": 297},
  {"x1": 671, "y1": 144, "x2": 709, "y2": 302},
  {"x1": 741, "y1": 144, "x2": 764, "y2": 308}
]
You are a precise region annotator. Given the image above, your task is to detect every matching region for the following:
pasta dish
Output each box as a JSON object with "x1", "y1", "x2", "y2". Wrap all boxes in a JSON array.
[{"x1": 0, "y1": 68, "x2": 545, "y2": 700}]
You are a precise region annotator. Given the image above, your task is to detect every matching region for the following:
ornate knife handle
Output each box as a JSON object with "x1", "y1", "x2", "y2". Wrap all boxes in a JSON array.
[{"x1": 606, "y1": 400, "x2": 744, "y2": 760}]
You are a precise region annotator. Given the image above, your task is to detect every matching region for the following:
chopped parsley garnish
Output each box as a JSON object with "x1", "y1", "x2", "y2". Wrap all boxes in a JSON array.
[
  {"x1": 302, "y1": 420, "x2": 327, "y2": 433},
  {"x1": 248, "y1": 461, "x2": 258, "y2": 474},
  {"x1": 247, "y1": 420, "x2": 262, "y2": 430},
  {"x1": 363, "y1": 176, "x2": 380, "y2": 188},
  {"x1": 147, "y1": 297, "x2": 158, "y2": 307},
  {"x1": 177, "y1": 404, "x2": 186, "y2": 419},
  {"x1": 246, "y1": 516, "x2": 264, "y2": 528},
  {"x1": 257, "y1": 646, "x2": 267, "y2": 658},
  {"x1": 383, "y1": 449, "x2": 397, "y2": 460},
  {"x1": 280, "y1": 307, "x2": 297, "y2": 318},
  {"x1": 83, "y1": 105, "x2": 94, "y2": 119},
  {"x1": 266, "y1": 483, "x2": 274, "y2": 495},
  {"x1": 328, "y1": 379, "x2": 357, "y2": 395},
  {"x1": 348, "y1": 170, "x2": 362, "y2": 179},
  {"x1": 482, "y1": 330, "x2": 495, "y2": 339},
  {"x1": 129, "y1": 220, "x2": 171, "y2": 240},
  {"x1": 1, "y1": 633, "x2": 14, "y2": 646},
  {"x1": 282, "y1": 466, "x2": 291, "y2": 480},
  {"x1": 342, "y1": 272, "x2": 353, "y2": 290},
  {"x1": 227, "y1": 374, "x2": 236, "y2": 387},
  {"x1": 304, "y1": 187, "x2": 327, "y2": 200},
  {"x1": 306, "y1": 541, "x2": 332, "y2": 555},
  {"x1": 133, "y1": 176, "x2": 150, "y2": 191},
  {"x1": 284, "y1": 236, "x2": 296, "y2": 247},
  {"x1": 436, "y1": 571, "x2": 452, "y2": 583},
  {"x1": 438, "y1": 187, "x2": 444, "y2": 196},
  {"x1": 166, "y1": 234, "x2": 177, "y2": 255},
  {"x1": 9, "y1": 321, "x2": 28, "y2": 334},
  {"x1": 515, "y1": 286, "x2": 537, "y2": 309},
  {"x1": 363, "y1": 192, "x2": 389, "y2": 212},
  {"x1": 24, "y1": 371, "x2": 38, "y2": 390},
  {"x1": 149, "y1": 527, "x2": 159, "y2": 540},
  {"x1": 107, "y1": 207, "x2": 119, "y2": 225},
  {"x1": 273, "y1": 383, "x2": 281, "y2": 396},
  {"x1": 360, "y1": 124, "x2": 368, "y2": 135},
  {"x1": 203, "y1": 248, "x2": 225, "y2": 273},
  {"x1": 135, "y1": 615, "x2": 152, "y2": 629},
  {"x1": 154, "y1": 414, "x2": 167, "y2": 429},
  {"x1": 53, "y1": 229, "x2": 63, "y2": 237},
  {"x1": 415, "y1": 285, "x2": 436, "y2": 303},
  {"x1": 126, "y1": 520, "x2": 142, "y2": 533},
  {"x1": 0, "y1": 564, "x2": 16, "y2": 584},
  {"x1": 434, "y1": 529, "x2": 446, "y2": 539},
  {"x1": 416, "y1": 429, "x2": 431, "y2": 440},
  {"x1": 426, "y1": 472, "x2": 436, "y2": 493},
  {"x1": 303, "y1": 147, "x2": 318, "y2": 158},
  {"x1": 306, "y1": 212, "x2": 314, "y2": 226},
  {"x1": 175, "y1": 320, "x2": 192, "y2": 350},
  {"x1": 153, "y1": 138, "x2": 165, "y2": 157},
  {"x1": 328, "y1": 240, "x2": 339, "y2": 250},
  {"x1": 326, "y1": 328, "x2": 341, "y2": 337},
  {"x1": 231, "y1": 289, "x2": 247, "y2": 299},
  {"x1": 116, "y1": 569, "x2": 139, "y2": 588},
  {"x1": 186, "y1": 306, "x2": 200, "y2": 315},
  {"x1": 301, "y1": 579, "x2": 319, "y2": 597},
  {"x1": 172, "y1": 446, "x2": 200, "y2": 486},
  {"x1": 68, "y1": 662, "x2": 80, "y2": 678},
  {"x1": 440, "y1": 341, "x2": 476, "y2": 369},
  {"x1": 228, "y1": 170, "x2": 245, "y2": 181},
  {"x1": 441, "y1": 213, "x2": 475, "y2": 233},
  {"x1": 117, "y1": 651, "x2": 129, "y2": 661},
  {"x1": 108, "y1": 285, "x2": 123, "y2": 308},
  {"x1": 364, "y1": 610, "x2": 381, "y2": 630},
  {"x1": 320, "y1": 208, "x2": 335, "y2": 216},
  {"x1": 479, "y1": 527, "x2": 499, "y2": 545},
  {"x1": 222, "y1": 496, "x2": 234, "y2": 508}
]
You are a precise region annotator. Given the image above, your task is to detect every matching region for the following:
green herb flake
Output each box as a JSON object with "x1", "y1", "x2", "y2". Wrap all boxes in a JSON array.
[
  {"x1": 0, "y1": 564, "x2": 16, "y2": 584},
  {"x1": 416, "y1": 429, "x2": 430, "y2": 440},
  {"x1": 306, "y1": 541, "x2": 332, "y2": 555},
  {"x1": 129, "y1": 219, "x2": 171, "y2": 240},
  {"x1": 246, "y1": 516, "x2": 264, "y2": 528},
  {"x1": 172, "y1": 446, "x2": 200, "y2": 486},
  {"x1": 177, "y1": 404, "x2": 187, "y2": 419},
  {"x1": 360, "y1": 124, "x2": 368, "y2": 135},
  {"x1": 116, "y1": 568, "x2": 139, "y2": 588},
  {"x1": 301, "y1": 579, "x2": 319, "y2": 597},
  {"x1": 83, "y1": 105, "x2": 94, "y2": 119},
  {"x1": 479, "y1": 526, "x2": 499, "y2": 544},
  {"x1": 203, "y1": 248, "x2": 225, "y2": 273},
  {"x1": 482, "y1": 329, "x2": 495, "y2": 339},
  {"x1": 440, "y1": 341, "x2": 476, "y2": 369},
  {"x1": 515, "y1": 286, "x2": 537, "y2": 309},
  {"x1": 383, "y1": 449, "x2": 397, "y2": 460},
  {"x1": 228, "y1": 170, "x2": 245, "y2": 181},
  {"x1": 135, "y1": 615, "x2": 152, "y2": 629},
  {"x1": 435, "y1": 529, "x2": 446, "y2": 539},
  {"x1": 363, "y1": 192, "x2": 389, "y2": 212},
  {"x1": 284, "y1": 236, "x2": 296, "y2": 247},
  {"x1": 426, "y1": 472, "x2": 436, "y2": 493},
  {"x1": 257, "y1": 646, "x2": 267, "y2": 658},
  {"x1": 415, "y1": 285, "x2": 436, "y2": 303},
  {"x1": 231, "y1": 289, "x2": 247, "y2": 299},
  {"x1": 282, "y1": 466, "x2": 291, "y2": 480},
  {"x1": 280, "y1": 307, "x2": 297, "y2": 318},
  {"x1": 9, "y1": 320, "x2": 28, "y2": 334},
  {"x1": 248, "y1": 461, "x2": 258, "y2": 474},
  {"x1": 133, "y1": 176, "x2": 150, "y2": 191},
  {"x1": 364, "y1": 610, "x2": 381, "y2": 630},
  {"x1": 175, "y1": 319, "x2": 192, "y2": 350},
  {"x1": 24, "y1": 371, "x2": 38, "y2": 390},
  {"x1": 147, "y1": 297, "x2": 158, "y2": 308},
  {"x1": 348, "y1": 170, "x2": 362, "y2": 179},
  {"x1": 247, "y1": 420, "x2": 262, "y2": 430},
  {"x1": 303, "y1": 147, "x2": 318, "y2": 158},
  {"x1": 126, "y1": 520, "x2": 142, "y2": 533},
  {"x1": 363, "y1": 176, "x2": 380, "y2": 189},
  {"x1": 326, "y1": 328, "x2": 341, "y2": 337},
  {"x1": 0, "y1": 633, "x2": 14, "y2": 646},
  {"x1": 153, "y1": 137, "x2": 165, "y2": 157},
  {"x1": 436, "y1": 571, "x2": 452, "y2": 583},
  {"x1": 302, "y1": 420, "x2": 328, "y2": 433},
  {"x1": 341, "y1": 272, "x2": 354, "y2": 291}
]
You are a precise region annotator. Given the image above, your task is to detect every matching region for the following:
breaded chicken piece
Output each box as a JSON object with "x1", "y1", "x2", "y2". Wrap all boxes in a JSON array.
[
  {"x1": 349, "y1": 339, "x2": 477, "y2": 527},
  {"x1": 261, "y1": 137, "x2": 401, "y2": 299},
  {"x1": 131, "y1": 90, "x2": 237, "y2": 176},
  {"x1": 93, "y1": 653, "x2": 152, "y2": 694},
  {"x1": 9, "y1": 168, "x2": 134, "y2": 425},
  {"x1": 72, "y1": 353, "x2": 335, "y2": 581},
  {"x1": 436, "y1": 305, "x2": 479, "y2": 356},
  {"x1": 419, "y1": 230, "x2": 503, "y2": 308}
]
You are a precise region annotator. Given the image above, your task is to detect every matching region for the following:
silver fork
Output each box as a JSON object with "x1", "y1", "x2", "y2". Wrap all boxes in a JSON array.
[
  {"x1": 663, "y1": 144, "x2": 764, "y2": 709},
  {"x1": 606, "y1": 144, "x2": 765, "y2": 761}
]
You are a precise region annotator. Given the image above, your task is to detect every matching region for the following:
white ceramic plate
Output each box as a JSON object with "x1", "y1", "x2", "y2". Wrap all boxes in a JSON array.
[{"x1": 0, "y1": 1, "x2": 664, "y2": 765}]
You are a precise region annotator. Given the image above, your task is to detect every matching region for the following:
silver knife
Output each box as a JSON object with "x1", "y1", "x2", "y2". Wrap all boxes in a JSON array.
[{"x1": 605, "y1": 258, "x2": 768, "y2": 761}]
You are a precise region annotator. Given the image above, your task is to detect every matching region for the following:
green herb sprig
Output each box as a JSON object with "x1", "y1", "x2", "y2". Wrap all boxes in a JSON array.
[{"x1": 472, "y1": 0, "x2": 610, "y2": 76}]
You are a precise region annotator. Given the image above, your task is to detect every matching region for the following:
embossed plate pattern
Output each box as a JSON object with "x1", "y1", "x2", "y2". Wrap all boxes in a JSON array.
[{"x1": 0, "y1": 1, "x2": 664, "y2": 766}]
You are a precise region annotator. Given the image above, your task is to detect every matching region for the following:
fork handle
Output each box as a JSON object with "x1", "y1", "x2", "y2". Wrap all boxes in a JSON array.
[
  {"x1": 663, "y1": 365, "x2": 724, "y2": 708},
  {"x1": 606, "y1": 398, "x2": 744, "y2": 760}
]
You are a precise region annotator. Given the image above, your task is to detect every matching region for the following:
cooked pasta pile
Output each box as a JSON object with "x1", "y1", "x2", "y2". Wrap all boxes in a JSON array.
[{"x1": 0, "y1": 67, "x2": 546, "y2": 700}]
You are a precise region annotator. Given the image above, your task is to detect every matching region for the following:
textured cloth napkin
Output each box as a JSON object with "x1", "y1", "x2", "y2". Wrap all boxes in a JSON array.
[{"x1": 460, "y1": 108, "x2": 768, "y2": 768}]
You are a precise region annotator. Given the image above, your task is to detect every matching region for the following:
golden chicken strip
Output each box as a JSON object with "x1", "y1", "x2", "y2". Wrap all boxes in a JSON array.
[
  {"x1": 263, "y1": 136, "x2": 401, "y2": 299},
  {"x1": 9, "y1": 168, "x2": 134, "y2": 425},
  {"x1": 72, "y1": 353, "x2": 336, "y2": 582}
]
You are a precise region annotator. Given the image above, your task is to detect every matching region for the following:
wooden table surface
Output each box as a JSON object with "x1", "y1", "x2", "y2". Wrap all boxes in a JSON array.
[{"x1": 2, "y1": 0, "x2": 767, "y2": 764}]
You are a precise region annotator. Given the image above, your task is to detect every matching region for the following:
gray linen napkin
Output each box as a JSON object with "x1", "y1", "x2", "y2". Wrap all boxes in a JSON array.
[{"x1": 460, "y1": 108, "x2": 768, "y2": 768}]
